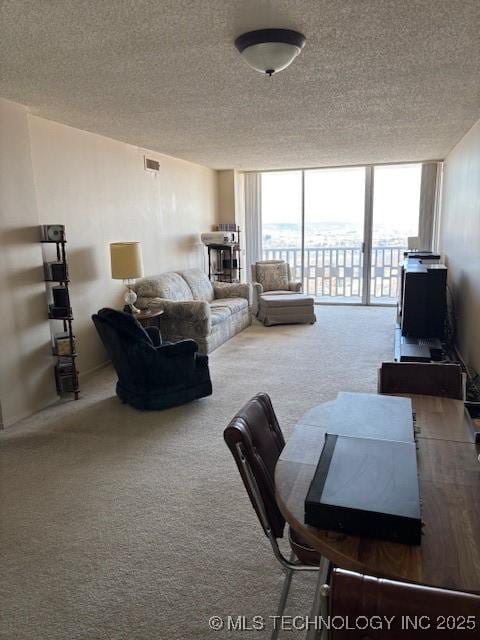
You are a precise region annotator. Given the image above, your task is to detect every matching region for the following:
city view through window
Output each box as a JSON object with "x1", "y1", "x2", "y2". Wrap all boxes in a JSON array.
[{"x1": 261, "y1": 164, "x2": 422, "y2": 303}]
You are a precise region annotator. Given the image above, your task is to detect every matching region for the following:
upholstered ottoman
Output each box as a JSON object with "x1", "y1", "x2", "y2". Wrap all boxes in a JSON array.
[{"x1": 258, "y1": 293, "x2": 316, "y2": 326}]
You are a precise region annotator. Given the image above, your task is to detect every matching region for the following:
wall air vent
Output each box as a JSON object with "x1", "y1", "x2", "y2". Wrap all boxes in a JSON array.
[{"x1": 144, "y1": 157, "x2": 160, "y2": 172}]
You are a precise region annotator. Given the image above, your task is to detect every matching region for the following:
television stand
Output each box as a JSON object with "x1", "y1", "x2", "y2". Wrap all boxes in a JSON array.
[{"x1": 394, "y1": 326, "x2": 444, "y2": 362}]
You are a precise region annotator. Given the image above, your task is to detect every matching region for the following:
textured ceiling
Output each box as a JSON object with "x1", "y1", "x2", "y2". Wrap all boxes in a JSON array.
[{"x1": 1, "y1": 0, "x2": 479, "y2": 170}]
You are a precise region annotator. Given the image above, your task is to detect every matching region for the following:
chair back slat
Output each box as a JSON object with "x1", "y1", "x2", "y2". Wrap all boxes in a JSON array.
[
  {"x1": 224, "y1": 393, "x2": 286, "y2": 539},
  {"x1": 330, "y1": 568, "x2": 480, "y2": 638}
]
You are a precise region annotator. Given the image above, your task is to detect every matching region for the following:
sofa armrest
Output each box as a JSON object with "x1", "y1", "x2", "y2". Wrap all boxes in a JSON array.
[
  {"x1": 142, "y1": 297, "x2": 210, "y2": 320},
  {"x1": 251, "y1": 282, "x2": 263, "y2": 315},
  {"x1": 288, "y1": 281, "x2": 303, "y2": 293},
  {"x1": 252, "y1": 281, "x2": 264, "y2": 295},
  {"x1": 140, "y1": 340, "x2": 197, "y2": 385},
  {"x1": 158, "y1": 338, "x2": 198, "y2": 358},
  {"x1": 143, "y1": 297, "x2": 211, "y2": 337},
  {"x1": 213, "y1": 282, "x2": 252, "y2": 305},
  {"x1": 145, "y1": 326, "x2": 162, "y2": 346}
]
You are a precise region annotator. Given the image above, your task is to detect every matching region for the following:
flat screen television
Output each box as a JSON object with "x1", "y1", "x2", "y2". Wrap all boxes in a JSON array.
[{"x1": 399, "y1": 257, "x2": 447, "y2": 339}]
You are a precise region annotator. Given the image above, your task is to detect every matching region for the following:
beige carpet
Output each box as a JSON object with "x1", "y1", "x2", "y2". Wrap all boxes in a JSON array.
[{"x1": 0, "y1": 306, "x2": 394, "y2": 640}]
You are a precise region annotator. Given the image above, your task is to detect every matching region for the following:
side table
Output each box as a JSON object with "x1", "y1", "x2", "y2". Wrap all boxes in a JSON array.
[{"x1": 135, "y1": 308, "x2": 164, "y2": 329}]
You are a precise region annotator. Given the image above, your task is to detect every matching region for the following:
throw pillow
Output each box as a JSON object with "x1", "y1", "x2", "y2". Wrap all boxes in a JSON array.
[{"x1": 256, "y1": 262, "x2": 289, "y2": 292}]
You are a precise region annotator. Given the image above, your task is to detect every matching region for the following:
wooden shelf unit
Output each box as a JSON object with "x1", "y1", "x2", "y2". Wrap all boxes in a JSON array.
[
  {"x1": 40, "y1": 227, "x2": 80, "y2": 400},
  {"x1": 206, "y1": 226, "x2": 242, "y2": 283}
]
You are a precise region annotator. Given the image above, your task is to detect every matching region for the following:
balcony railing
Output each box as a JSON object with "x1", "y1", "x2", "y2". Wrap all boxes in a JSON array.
[{"x1": 262, "y1": 246, "x2": 406, "y2": 301}]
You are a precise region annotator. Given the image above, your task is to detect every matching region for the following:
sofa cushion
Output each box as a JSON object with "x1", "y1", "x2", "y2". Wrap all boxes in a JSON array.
[
  {"x1": 256, "y1": 261, "x2": 289, "y2": 292},
  {"x1": 177, "y1": 268, "x2": 214, "y2": 303},
  {"x1": 210, "y1": 297, "x2": 248, "y2": 315},
  {"x1": 260, "y1": 293, "x2": 314, "y2": 308},
  {"x1": 210, "y1": 306, "x2": 231, "y2": 326},
  {"x1": 135, "y1": 272, "x2": 194, "y2": 301}
]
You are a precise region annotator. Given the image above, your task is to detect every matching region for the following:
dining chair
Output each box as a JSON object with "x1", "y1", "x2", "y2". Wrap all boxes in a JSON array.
[
  {"x1": 378, "y1": 362, "x2": 464, "y2": 400},
  {"x1": 224, "y1": 392, "x2": 330, "y2": 640},
  {"x1": 327, "y1": 568, "x2": 480, "y2": 638}
]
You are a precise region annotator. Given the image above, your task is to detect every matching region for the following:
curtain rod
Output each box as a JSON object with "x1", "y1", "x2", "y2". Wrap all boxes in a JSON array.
[{"x1": 239, "y1": 159, "x2": 443, "y2": 174}]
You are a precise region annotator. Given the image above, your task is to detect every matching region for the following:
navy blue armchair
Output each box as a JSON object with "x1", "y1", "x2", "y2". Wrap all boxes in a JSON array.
[{"x1": 92, "y1": 308, "x2": 212, "y2": 410}]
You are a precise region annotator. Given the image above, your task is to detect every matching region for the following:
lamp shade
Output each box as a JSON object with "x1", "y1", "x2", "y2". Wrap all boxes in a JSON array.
[
  {"x1": 110, "y1": 242, "x2": 144, "y2": 280},
  {"x1": 235, "y1": 29, "x2": 306, "y2": 76}
]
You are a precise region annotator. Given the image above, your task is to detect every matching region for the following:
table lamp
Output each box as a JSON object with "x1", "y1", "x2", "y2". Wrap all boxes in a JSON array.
[{"x1": 110, "y1": 242, "x2": 144, "y2": 313}]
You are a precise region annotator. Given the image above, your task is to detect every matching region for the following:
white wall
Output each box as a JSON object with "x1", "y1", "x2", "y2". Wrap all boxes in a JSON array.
[
  {"x1": 0, "y1": 100, "x2": 56, "y2": 427},
  {"x1": 0, "y1": 98, "x2": 219, "y2": 427},
  {"x1": 216, "y1": 169, "x2": 247, "y2": 281},
  {"x1": 217, "y1": 170, "x2": 236, "y2": 224},
  {"x1": 439, "y1": 118, "x2": 480, "y2": 372}
]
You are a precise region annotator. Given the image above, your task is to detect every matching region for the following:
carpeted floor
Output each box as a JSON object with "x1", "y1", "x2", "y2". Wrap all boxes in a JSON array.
[{"x1": 0, "y1": 306, "x2": 394, "y2": 640}]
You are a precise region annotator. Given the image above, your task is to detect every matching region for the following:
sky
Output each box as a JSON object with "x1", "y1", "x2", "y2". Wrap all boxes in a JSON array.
[{"x1": 261, "y1": 164, "x2": 422, "y2": 239}]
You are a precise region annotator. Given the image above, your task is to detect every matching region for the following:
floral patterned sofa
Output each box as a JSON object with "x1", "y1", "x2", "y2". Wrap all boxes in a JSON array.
[{"x1": 133, "y1": 268, "x2": 252, "y2": 353}]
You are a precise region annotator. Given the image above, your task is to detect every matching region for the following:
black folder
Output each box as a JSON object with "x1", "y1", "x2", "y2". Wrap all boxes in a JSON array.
[{"x1": 305, "y1": 433, "x2": 422, "y2": 545}]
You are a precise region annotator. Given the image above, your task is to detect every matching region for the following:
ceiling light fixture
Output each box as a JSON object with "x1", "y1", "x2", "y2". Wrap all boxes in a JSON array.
[{"x1": 234, "y1": 28, "x2": 306, "y2": 77}]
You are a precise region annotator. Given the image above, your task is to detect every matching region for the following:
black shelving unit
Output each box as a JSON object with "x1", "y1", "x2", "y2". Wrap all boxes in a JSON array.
[
  {"x1": 207, "y1": 226, "x2": 242, "y2": 283},
  {"x1": 40, "y1": 227, "x2": 80, "y2": 400}
]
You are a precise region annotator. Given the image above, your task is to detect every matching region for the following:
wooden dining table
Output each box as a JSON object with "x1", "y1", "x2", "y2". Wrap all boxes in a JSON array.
[{"x1": 275, "y1": 391, "x2": 480, "y2": 594}]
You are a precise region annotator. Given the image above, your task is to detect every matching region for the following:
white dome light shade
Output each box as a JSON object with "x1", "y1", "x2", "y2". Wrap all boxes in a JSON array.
[
  {"x1": 235, "y1": 29, "x2": 306, "y2": 76},
  {"x1": 241, "y1": 42, "x2": 302, "y2": 75}
]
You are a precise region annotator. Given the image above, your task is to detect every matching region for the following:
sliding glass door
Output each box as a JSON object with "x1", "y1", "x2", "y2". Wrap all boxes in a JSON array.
[
  {"x1": 370, "y1": 164, "x2": 422, "y2": 304},
  {"x1": 261, "y1": 171, "x2": 303, "y2": 281},
  {"x1": 304, "y1": 167, "x2": 365, "y2": 302},
  {"x1": 261, "y1": 163, "x2": 423, "y2": 305}
]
